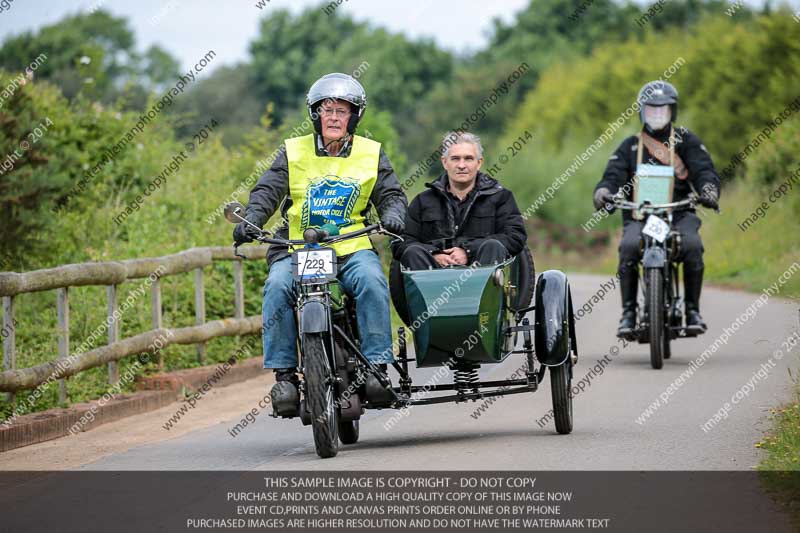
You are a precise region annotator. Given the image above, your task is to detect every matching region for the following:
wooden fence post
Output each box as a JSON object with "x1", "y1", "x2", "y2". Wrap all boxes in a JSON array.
[
  {"x1": 233, "y1": 260, "x2": 245, "y2": 319},
  {"x1": 151, "y1": 279, "x2": 163, "y2": 369},
  {"x1": 194, "y1": 267, "x2": 206, "y2": 363},
  {"x1": 57, "y1": 287, "x2": 69, "y2": 403},
  {"x1": 107, "y1": 285, "x2": 119, "y2": 384},
  {"x1": 2, "y1": 296, "x2": 15, "y2": 403}
]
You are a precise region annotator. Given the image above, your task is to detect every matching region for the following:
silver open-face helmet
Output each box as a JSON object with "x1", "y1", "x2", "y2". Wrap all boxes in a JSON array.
[{"x1": 306, "y1": 73, "x2": 367, "y2": 135}]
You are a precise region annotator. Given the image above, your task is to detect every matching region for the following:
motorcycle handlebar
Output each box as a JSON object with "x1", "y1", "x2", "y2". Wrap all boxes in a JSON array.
[
  {"x1": 255, "y1": 224, "x2": 383, "y2": 246},
  {"x1": 603, "y1": 195, "x2": 697, "y2": 213}
]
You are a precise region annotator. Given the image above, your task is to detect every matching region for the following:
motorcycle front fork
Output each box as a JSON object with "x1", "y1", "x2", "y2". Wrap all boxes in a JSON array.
[{"x1": 639, "y1": 264, "x2": 683, "y2": 329}]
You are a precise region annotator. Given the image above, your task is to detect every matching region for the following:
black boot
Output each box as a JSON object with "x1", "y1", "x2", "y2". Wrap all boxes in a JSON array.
[
  {"x1": 684, "y1": 266, "x2": 707, "y2": 334},
  {"x1": 271, "y1": 368, "x2": 300, "y2": 417},
  {"x1": 617, "y1": 267, "x2": 638, "y2": 340},
  {"x1": 365, "y1": 363, "x2": 394, "y2": 407}
]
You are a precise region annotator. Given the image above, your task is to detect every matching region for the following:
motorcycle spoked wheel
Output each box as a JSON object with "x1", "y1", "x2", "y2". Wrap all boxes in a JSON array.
[
  {"x1": 303, "y1": 332, "x2": 339, "y2": 458},
  {"x1": 646, "y1": 268, "x2": 666, "y2": 370}
]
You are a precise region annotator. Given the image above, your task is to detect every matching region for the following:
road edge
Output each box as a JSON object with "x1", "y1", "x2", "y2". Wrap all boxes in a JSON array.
[{"x1": 0, "y1": 356, "x2": 265, "y2": 453}]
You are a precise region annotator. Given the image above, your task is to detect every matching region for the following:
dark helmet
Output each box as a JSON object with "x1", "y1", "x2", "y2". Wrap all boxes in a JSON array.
[
  {"x1": 637, "y1": 80, "x2": 678, "y2": 123},
  {"x1": 306, "y1": 73, "x2": 367, "y2": 135}
]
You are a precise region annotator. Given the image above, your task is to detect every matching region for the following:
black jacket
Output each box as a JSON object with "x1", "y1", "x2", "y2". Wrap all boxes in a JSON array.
[
  {"x1": 243, "y1": 134, "x2": 407, "y2": 264},
  {"x1": 594, "y1": 126, "x2": 721, "y2": 221},
  {"x1": 392, "y1": 172, "x2": 527, "y2": 261}
]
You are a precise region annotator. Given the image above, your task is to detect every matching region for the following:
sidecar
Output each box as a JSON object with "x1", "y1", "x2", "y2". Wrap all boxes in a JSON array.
[{"x1": 385, "y1": 246, "x2": 578, "y2": 434}]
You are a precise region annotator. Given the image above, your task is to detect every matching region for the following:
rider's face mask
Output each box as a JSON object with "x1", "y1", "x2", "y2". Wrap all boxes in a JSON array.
[{"x1": 644, "y1": 105, "x2": 671, "y2": 131}]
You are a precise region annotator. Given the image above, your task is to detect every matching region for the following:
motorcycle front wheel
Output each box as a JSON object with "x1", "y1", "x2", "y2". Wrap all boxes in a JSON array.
[
  {"x1": 303, "y1": 333, "x2": 339, "y2": 458},
  {"x1": 646, "y1": 268, "x2": 666, "y2": 370}
]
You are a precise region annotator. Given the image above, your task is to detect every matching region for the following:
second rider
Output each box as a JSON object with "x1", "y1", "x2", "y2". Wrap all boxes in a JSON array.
[{"x1": 593, "y1": 80, "x2": 720, "y2": 340}]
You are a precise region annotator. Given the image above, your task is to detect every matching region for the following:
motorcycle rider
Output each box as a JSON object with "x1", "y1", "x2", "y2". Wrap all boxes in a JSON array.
[
  {"x1": 593, "y1": 80, "x2": 720, "y2": 339},
  {"x1": 233, "y1": 73, "x2": 407, "y2": 416}
]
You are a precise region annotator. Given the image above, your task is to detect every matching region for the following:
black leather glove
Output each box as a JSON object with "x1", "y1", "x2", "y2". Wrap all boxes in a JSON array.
[
  {"x1": 233, "y1": 218, "x2": 262, "y2": 245},
  {"x1": 380, "y1": 200, "x2": 406, "y2": 234},
  {"x1": 593, "y1": 187, "x2": 616, "y2": 213},
  {"x1": 698, "y1": 186, "x2": 719, "y2": 210},
  {"x1": 381, "y1": 213, "x2": 405, "y2": 234}
]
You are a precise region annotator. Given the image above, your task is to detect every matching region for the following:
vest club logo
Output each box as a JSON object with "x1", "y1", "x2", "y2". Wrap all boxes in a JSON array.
[{"x1": 300, "y1": 174, "x2": 362, "y2": 230}]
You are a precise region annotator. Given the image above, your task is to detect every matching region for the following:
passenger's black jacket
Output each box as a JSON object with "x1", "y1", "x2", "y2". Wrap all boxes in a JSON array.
[
  {"x1": 392, "y1": 172, "x2": 527, "y2": 262},
  {"x1": 594, "y1": 126, "x2": 721, "y2": 222},
  {"x1": 242, "y1": 134, "x2": 407, "y2": 265}
]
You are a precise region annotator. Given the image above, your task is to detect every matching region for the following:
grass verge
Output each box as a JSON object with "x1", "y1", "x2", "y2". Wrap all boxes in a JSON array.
[{"x1": 757, "y1": 394, "x2": 800, "y2": 528}]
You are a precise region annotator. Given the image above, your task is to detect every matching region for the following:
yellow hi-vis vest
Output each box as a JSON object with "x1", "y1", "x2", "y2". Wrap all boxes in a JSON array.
[{"x1": 285, "y1": 134, "x2": 380, "y2": 256}]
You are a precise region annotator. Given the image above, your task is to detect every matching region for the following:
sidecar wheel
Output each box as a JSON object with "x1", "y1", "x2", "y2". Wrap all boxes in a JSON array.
[
  {"x1": 550, "y1": 362, "x2": 573, "y2": 435},
  {"x1": 339, "y1": 420, "x2": 360, "y2": 444},
  {"x1": 304, "y1": 333, "x2": 339, "y2": 458}
]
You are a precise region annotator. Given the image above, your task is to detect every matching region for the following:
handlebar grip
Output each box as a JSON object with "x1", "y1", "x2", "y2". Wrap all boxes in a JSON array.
[
  {"x1": 697, "y1": 197, "x2": 719, "y2": 210},
  {"x1": 322, "y1": 224, "x2": 380, "y2": 243},
  {"x1": 302, "y1": 227, "x2": 329, "y2": 244}
]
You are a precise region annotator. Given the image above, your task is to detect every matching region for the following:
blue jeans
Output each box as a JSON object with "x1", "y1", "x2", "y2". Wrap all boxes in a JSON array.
[{"x1": 262, "y1": 249, "x2": 394, "y2": 369}]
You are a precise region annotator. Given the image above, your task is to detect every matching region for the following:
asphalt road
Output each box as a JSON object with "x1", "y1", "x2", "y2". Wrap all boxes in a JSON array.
[
  {"x1": 26, "y1": 272, "x2": 797, "y2": 472},
  {"x1": 3, "y1": 272, "x2": 799, "y2": 531}
]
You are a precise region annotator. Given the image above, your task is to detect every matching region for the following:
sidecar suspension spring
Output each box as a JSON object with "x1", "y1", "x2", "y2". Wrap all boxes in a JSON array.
[{"x1": 453, "y1": 363, "x2": 480, "y2": 393}]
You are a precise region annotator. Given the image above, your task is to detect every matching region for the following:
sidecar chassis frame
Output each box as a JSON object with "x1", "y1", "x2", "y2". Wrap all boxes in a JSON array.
[{"x1": 334, "y1": 316, "x2": 549, "y2": 410}]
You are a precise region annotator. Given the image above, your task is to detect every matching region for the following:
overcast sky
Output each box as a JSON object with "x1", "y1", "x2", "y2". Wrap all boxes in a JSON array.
[
  {"x1": 2, "y1": 0, "x2": 784, "y2": 73},
  {"x1": 0, "y1": 0, "x2": 533, "y2": 72}
]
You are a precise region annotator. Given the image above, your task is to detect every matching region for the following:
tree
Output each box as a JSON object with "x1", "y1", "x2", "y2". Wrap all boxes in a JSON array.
[
  {"x1": 0, "y1": 10, "x2": 180, "y2": 104},
  {"x1": 211, "y1": 5, "x2": 453, "y2": 160},
  {"x1": 492, "y1": 9, "x2": 799, "y2": 229},
  {"x1": 248, "y1": 7, "x2": 361, "y2": 121},
  {"x1": 0, "y1": 73, "x2": 96, "y2": 262},
  {"x1": 0, "y1": 11, "x2": 135, "y2": 100},
  {"x1": 168, "y1": 64, "x2": 264, "y2": 147},
  {"x1": 478, "y1": 0, "x2": 640, "y2": 95},
  {"x1": 308, "y1": 27, "x2": 452, "y2": 121},
  {"x1": 142, "y1": 45, "x2": 181, "y2": 89},
  {"x1": 407, "y1": 0, "x2": 641, "y2": 176}
]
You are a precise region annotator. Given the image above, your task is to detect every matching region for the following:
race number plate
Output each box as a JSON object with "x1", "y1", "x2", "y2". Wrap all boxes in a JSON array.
[
  {"x1": 642, "y1": 215, "x2": 670, "y2": 243},
  {"x1": 292, "y1": 247, "x2": 336, "y2": 282}
]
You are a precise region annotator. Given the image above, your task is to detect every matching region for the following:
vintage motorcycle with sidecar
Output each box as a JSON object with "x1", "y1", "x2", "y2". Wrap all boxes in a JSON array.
[{"x1": 225, "y1": 202, "x2": 578, "y2": 458}]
